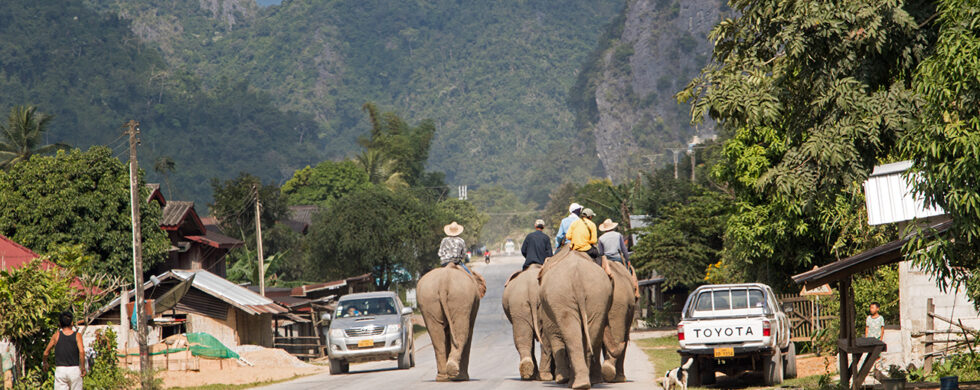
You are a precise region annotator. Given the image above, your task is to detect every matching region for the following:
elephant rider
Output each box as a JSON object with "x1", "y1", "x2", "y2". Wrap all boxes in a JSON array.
[
  {"x1": 567, "y1": 208, "x2": 600, "y2": 264},
  {"x1": 521, "y1": 219, "x2": 552, "y2": 270},
  {"x1": 439, "y1": 221, "x2": 472, "y2": 274},
  {"x1": 597, "y1": 218, "x2": 631, "y2": 269},
  {"x1": 554, "y1": 202, "x2": 583, "y2": 250}
]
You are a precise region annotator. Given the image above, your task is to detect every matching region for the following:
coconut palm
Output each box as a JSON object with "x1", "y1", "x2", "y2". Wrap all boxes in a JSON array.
[
  {"x1": 355, "y1": 149, "x2": 407, "y2": 190},
  {"x1": 0, "y1": 106, "x2": 68, "y2": 168}
]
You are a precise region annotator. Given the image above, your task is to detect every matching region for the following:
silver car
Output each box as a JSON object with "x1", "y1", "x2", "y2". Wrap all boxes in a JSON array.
[{"x1": 326, "y1": 291, "x2": 415, "y2": 374}]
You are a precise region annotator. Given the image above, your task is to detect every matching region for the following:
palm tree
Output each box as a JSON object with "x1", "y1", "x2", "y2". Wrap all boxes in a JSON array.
[
  {"x1": 0, "y1": 106, "x2": 68, "y2": 168},
  {"x1": 355, "y1": 149, "x2": 407, "y2": 190},
  {"x1": 154, "y1": 156, "x2": 177, "y2": 199}
]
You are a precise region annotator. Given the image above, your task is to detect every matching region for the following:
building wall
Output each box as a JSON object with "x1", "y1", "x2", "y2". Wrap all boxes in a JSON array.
[
  {"x1": 186, "y1": 312, "x2": 238, "y2": 348},
  {"x1": 898, "y1": 260, "x2": 980, "y2": 366}
]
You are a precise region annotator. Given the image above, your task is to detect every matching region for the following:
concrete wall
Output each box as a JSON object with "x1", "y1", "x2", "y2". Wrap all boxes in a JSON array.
[{"x1": 898, "y1": 260, "x2": 980, "y2": 366}]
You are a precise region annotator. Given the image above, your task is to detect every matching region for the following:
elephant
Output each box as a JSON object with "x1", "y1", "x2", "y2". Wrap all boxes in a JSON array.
[
  {"x1": 502, "y1": 263, "x2": 553, "y2": 381},
  {"x1": 600, "y1": 258, "x2": 638, "y2": 382},
  {"x1": 538, "y1": 247, "x2": 613, "y2": 389},
  {"x1": 417, "y1": 263, "x2": 486, "y2": 381}
]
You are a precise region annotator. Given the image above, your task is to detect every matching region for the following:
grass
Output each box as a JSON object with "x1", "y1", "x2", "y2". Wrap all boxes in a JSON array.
[
  {"x1": 413, "y1": 324, "x2": 427, "y2": 340},
  {"x1": 634, "y1": 335, "x2": 825, "y2": 389}
]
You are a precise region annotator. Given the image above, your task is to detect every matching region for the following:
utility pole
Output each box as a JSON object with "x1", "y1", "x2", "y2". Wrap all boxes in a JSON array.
[
  {"x1": 672, "y1": 150, "x2": 680, "y2": 179},
  {"x1": 125, "y1": 120, "x2": 151, "y2": 389},
  {"x1": 254, "y1": 184, "x2": 265, "y2": 296},
  {"x1": 688, "y1": 145, "x2": 696, "y2": 182}
]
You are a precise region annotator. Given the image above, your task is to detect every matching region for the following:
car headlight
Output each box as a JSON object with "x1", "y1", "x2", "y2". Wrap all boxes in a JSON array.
[
  {"x1": 329, "y1": 329, "x2": 345, "y2": 339},
  {"x1": 386, "y1": 324, "x2": 401, "y2": 334}
]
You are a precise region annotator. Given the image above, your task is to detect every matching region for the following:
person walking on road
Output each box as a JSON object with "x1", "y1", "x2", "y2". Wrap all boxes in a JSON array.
[
  {"x1": 521, "y1": 219, "x2": 552, "y2": 269},
  {"x1": 554, "y1": 203, "x2": 582, "y2": 250},
  {"x1": 43, "y1": 311, "x2": 85, "y2": 390},
  {"x1": 597, "y1": 218, "x2": 631, "y2": 268},
  {"x1": 567, "y1": 208, "x2": 599, "y2": 263},
  {"x1": 439, "y1": 221, "x2": 471, "y2": 274}
]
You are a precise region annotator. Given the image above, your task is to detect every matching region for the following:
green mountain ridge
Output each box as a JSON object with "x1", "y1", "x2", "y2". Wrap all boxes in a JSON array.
[{"x1": 1, "y1": 0, "x2": 718, "y2": 206}]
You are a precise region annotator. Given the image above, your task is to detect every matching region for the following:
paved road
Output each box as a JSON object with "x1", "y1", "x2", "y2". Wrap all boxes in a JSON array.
[{"x1": 257, "y1": 255, "x2": 659, "y2": 390}]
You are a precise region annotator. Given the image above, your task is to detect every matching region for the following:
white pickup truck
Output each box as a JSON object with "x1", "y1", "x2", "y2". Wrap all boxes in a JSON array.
[{"x1": 677, "y1": 283, "x2": 796, "y2": 386}]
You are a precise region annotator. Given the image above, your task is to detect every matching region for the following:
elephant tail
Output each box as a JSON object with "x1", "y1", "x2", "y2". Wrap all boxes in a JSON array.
[
  {"x1": 529, "y1": 298, "x2": 543, "y2": 345},
  {"x1": 574, "y1": 275, "x2": 593, "y2": 359}
]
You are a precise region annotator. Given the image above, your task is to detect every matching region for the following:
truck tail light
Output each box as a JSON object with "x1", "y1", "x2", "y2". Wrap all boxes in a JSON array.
[
  {"x1": 677, "y1": 324, "x2": 684, "y2": 341},
  {"x1": 762, "y1": 320, "x2": 771, "y2": 337}
]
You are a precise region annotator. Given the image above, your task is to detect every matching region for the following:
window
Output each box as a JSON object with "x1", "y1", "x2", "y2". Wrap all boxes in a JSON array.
[
  {"x1": 731, "y1": 289, "x2": 748, "y2": 309},
  {"x1": 712, "y1": 290, "x2": 731, "y2": 310},
  {"x1": 335, "y1": 297, "x2": 398, "y2": 318},
  {"x1": 749, "y1": 289, "x2": 765, "y2": 308},
  {"x1": 694, "y1": 291, "x2": 713, "y2": 311}
]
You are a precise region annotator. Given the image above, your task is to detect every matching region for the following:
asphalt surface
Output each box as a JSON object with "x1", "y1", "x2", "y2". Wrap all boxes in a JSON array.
[{"x1": 256, "y1": 255, "x2": 659, "y2": 390}]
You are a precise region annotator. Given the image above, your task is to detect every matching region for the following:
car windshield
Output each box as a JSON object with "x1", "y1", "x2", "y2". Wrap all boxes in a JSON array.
[{"x1": 335, "y1": 297, "x2": 397, "y2": 318}]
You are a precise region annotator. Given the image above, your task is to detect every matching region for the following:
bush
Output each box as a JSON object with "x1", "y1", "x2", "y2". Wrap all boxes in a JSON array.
[{"x1": 83, "y1": 328, "x2": 134, "y2": 389}]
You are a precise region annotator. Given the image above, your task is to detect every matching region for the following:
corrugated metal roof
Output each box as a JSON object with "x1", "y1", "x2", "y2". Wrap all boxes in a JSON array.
[
  {"x1": 170, "y1": 270, "x2": 286, "y2": 315},
  {"x1": 863, "y1": 160, "x2": 946, "y2": 225}
]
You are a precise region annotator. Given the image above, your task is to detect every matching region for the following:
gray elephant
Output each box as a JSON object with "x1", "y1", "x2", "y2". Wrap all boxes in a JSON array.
[
  {"x1": 539, "y1": 247, "x2": 613, "y2": 389},
  {"x1": 600, "y1": 258, "x2": 638, "y2": 382},
  {"x1": 417, "y1": 264, "x2": 486, "y2": 381},
  {"x1": 502, "y1": 263, "x2": 553, "y2": 381}
]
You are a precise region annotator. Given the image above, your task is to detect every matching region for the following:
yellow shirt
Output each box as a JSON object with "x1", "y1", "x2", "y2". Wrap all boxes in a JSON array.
[{"x1": 568, "y1": 218, "x2": 597, "y2": 251}]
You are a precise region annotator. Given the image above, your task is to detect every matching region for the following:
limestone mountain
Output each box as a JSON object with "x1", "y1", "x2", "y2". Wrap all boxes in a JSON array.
[{"x1": 569, "y1": 0, "x2": 726, "y2": 181}]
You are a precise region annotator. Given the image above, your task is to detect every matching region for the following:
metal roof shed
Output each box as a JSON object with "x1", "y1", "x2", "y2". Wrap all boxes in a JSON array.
[{"x1": 863, "y1": 160, "x2": 946, "y2": 225}]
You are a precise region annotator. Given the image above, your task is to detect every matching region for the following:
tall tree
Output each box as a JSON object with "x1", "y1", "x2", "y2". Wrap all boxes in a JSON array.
[
  {"x1": 901, "y1": 0, "x2": 980, "y2": 307},
  {"x1": 678, "y1": 0, "x2": 933, "y2": 287},
  {"x1": 281, "y1": 159, "x2": 369, "y2": 206},
  {"x1": 153, "y1": 156, "x2": 176, "y2": 199},
  {"x1": 306, "y1": 185, "x2": 442, "y2": 289},
  {"x1": 0, "y1": 106, "x2": 67, "y2": 168},
  {"x1": 0, "y1": 146, "x2": 168, "y2": 279},
  {"x1": 359, "y1": 102, "x2": 436, "y2": 186}
]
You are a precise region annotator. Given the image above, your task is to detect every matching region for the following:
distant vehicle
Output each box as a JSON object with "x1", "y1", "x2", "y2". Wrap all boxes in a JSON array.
[
  {"x1": 504, "y1": 239, "x2": 516, "y2": 255},
  {"x1": 677, "y1": 283, "x2": 795, "y2": 386},
  {"x1": 326, "y1": 291, "x2": 415, "y2": 374}
]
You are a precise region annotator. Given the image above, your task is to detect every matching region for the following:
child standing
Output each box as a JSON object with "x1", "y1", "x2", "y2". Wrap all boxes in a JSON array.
[{"x1": 865, "y1": 302, "x2": 885, "y2": 340}]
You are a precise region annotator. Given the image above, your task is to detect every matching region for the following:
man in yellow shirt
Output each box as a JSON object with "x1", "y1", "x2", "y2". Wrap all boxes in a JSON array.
[{"x1": 567, "y1": 208, "x2": 599, "y2": 263}]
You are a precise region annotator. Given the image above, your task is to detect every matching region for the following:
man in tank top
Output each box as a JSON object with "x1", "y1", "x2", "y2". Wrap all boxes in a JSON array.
[{"x1": 43, "y1": 311, "x2": 85, "y2": 390}]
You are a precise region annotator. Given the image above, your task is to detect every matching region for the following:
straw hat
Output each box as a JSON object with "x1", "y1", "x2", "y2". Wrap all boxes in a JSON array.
[
  {"x1": 443, "y1": 221, "x2": 464, "y2": 236},
  {"x1": 598, "y1": 219, "x2": 618, "y2": 232}
]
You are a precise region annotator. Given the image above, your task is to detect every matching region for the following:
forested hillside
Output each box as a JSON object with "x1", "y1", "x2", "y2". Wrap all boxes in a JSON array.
[
  {"x1": 0, "y1": 0, "x2": 323, "y2": 204},
  {"x1": 83, "y1": 0, "x2": 624, "y2": 204},
  {"x1": 1, "y1": 0, "x2": 722, "y2": 206}
]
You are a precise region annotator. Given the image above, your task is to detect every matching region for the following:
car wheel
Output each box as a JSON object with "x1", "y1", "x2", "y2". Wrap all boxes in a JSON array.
[
  {"x1": 784, "y1": 342, "x2": 798, "y2": 379},
  {"x1": 763, "y1": 348, "x2": 784, "y2": 385},
  {"x1": 329, "y1": 358, "x2": 347, "y2": 375},
  {"x1": 410, "y1": 342, "x2": 416, "y2": 368},
  {"x1": 397, "y1": 339, "x2": 412, "y2": 369}
]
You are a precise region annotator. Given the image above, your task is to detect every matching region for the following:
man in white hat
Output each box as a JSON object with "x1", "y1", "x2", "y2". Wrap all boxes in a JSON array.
[
  {"x1": 439, "y1": 222, "x2": 471, "y2": 273},
  {"x1": 554, "y1": 202, "x2": 583, "y2": 250}
]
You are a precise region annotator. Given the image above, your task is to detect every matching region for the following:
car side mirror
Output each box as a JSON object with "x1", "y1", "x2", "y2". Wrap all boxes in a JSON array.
[
  {"x1": 782, "y1": 303, "x2": 794, "y2": 313},
  {"x1": 402, "y1": 307, "x2": 413, "y2": 316}
]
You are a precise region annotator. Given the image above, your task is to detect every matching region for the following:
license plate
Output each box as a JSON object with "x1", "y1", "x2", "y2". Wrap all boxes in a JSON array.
[
  {"x1": 357, "y1": 339, "x2": 374, "y2": 348},
  {"x1": 713, "y1": 347, "x2": 734, "y2": 358}
]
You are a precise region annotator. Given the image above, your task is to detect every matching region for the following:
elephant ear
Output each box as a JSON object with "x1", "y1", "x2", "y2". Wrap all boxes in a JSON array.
[
  {"x1": 504, "y1": 270, "x2": 522, "y2": 288},
  {"x1": 470, "y1": 271, "x2": 487, "y2": 298}
]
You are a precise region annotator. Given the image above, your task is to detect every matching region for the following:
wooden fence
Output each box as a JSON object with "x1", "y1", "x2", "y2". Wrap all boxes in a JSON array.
[{"x1": 778, "y1": 294, "x2": 835, "y2": 342}]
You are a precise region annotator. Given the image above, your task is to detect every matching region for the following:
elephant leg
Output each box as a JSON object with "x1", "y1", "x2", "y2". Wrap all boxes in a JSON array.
[
  {"x1": 538, "y1": 336, "x2": 554, "y2": 381},
  {"x1": 588, "y1": 315, "x2": 609, "y2": 385},
  {"x1": 590, "y1": 352, "x2": 604, "y2": 385},
  {"x1": 423, "y1": 311, "x2": 450, "y2": 382},
  {"x1": 447, "y1": 299, "x2": 477, "y2": 380},
  {"x1": 556, "y1": 310, "x2": 591, "y2": 389},
  {"x1": 512, "y1": 318, "x2": 536, "y2": 380}
]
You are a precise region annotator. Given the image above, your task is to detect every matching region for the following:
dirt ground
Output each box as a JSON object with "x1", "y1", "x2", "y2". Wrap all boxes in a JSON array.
[
  {"x1": 796, "y1": 354, "x2": 838, "y2": 377},
  {"x1": 159, "y1": 346, "x2": 325, "y2": 388}
]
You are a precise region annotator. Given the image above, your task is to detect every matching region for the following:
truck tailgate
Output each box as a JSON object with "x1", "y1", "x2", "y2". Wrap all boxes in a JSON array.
[{"x1": 685, "y1": 317, "x2": 766, "y2": 345}]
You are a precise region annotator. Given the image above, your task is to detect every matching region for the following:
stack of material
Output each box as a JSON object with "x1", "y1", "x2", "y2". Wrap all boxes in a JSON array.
[{"x1": 118, "y1": 332, "x2": 242, "y2": 372}]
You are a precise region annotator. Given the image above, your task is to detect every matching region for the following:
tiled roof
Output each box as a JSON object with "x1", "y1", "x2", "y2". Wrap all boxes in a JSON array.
[
  {"x1": 160, "y1": 201, "x2": 195, "y2": 228},
  {"x1": 186, "y1": 229, "x2": 244, "y2": 249},
  {"x1": 288, "y1": 205, "x2": 319, "y2": 226}
]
